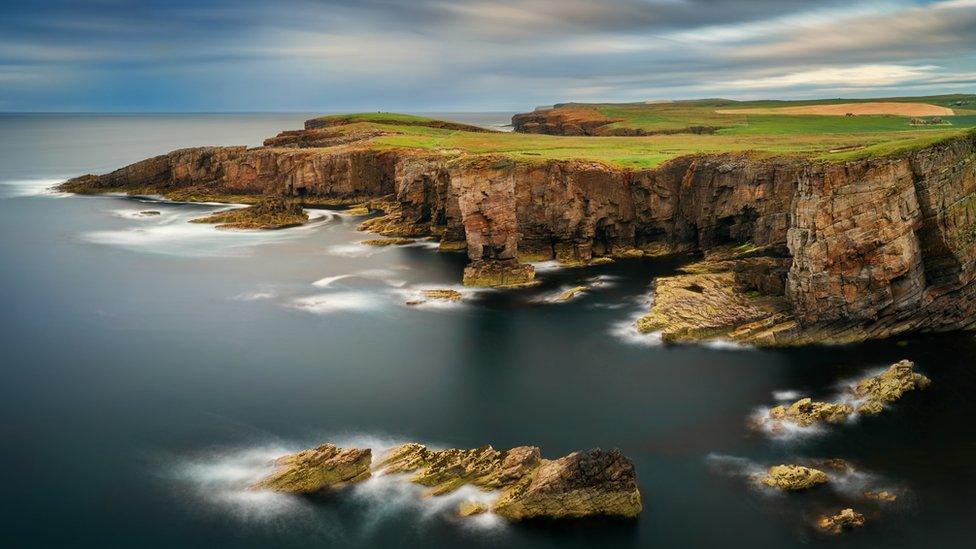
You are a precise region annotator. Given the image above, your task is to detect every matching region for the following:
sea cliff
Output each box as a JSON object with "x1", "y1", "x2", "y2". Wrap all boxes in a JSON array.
[{"x1": 59, "y1": 118, "x2": 976, "y2": 345}]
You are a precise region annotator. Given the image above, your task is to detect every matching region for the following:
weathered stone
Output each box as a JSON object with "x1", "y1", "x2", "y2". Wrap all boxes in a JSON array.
[
  {"x1": 190, "y1": 197, "x2": 308, "y2": 230},
  {"x1": 853, "y1": 359, "x2": 931, "y2": 414},
  {"x1": 760, "y1": 465, "x2": 828, "y2": 491},
  {"x1": 491, "y1": 449, "x2": 642, "y2": 520},
  {"x1": 463, "y1": 260, "x2": 536, "y2": 288},
  {"x1": 344, "y1": 204, "x2": 370, "y2": 215},
  {"x1": 251, "y1": 444, "x2": 371, "y2": 494},
  {"x1": 768, "y1": 398, "x2": 854, "y2": 427},
  {"x1": 816, "y1": 508, "x2": 866, "y2": 534},
  {"x1": 372, "y1": 443, "x2": 641, "y2": 520}
]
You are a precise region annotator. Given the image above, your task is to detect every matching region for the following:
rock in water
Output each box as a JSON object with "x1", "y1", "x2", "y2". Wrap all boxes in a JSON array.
[
  {"x1": 554, "y1": 286, "x2": 588, "y2": 302},
  {"x1": 372, "y1": 443, "x2": 642, "y2": 520},
  {"x1": 491, "y1": 449, "x2": 643, "y2": 520},
  {"x1": 853, "y1": 359, "x2": 931, "y2": 414},
  {"x1": 457, "y1": 501, "x2": 488, "y2": 517},
  {"x1": 191, "y1": 197, "x2": 308, "y2": 230},
  {"x1": 251, "y1": 444, "x2": 371, "y2": 493},
  {"x1": 361, "y1": 237, "x2": 414, "y2": 246},
  {"x1": 759, "y1": 465, "x2": 828, "y2": 491},
  {"x1": 768, "y1": 398, "x2": 854, "y2": 426},
  {"x1": 817, "y1": 508, "x2": 866, "y2": 534},
  {"x1": 462, "y1": 260, "x2": 536, "y2": 288}
]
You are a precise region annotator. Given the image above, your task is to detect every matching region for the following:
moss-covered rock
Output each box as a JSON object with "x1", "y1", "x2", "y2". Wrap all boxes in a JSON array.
[
  {"x1": 759, "y1": 465, "x2": 828, "y2": 491},
  {"x1": 190, "y1": 197, "x2": 308, "y2": 230},
  {"x1": 251, "y1": 444, "x2": 371, "y2": 494}
]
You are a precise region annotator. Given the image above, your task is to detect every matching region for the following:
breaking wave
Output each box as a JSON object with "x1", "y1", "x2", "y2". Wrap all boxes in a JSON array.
[
  {"x1": 289, "y1": 292, "x2": 384, "y2": 315},
  {"x1": 0, "y1": 178, "x2": 71, "y2": 199}
]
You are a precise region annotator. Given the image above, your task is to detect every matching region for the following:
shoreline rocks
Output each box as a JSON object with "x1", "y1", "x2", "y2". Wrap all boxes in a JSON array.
[{"x1": 254, "y1": 442, "x2": 642, "y2": 521}]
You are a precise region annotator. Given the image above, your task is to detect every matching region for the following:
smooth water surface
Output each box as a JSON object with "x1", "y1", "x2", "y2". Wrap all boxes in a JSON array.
[{"x1": 0, "y1": 114, "x2": 972, "y2": 548}]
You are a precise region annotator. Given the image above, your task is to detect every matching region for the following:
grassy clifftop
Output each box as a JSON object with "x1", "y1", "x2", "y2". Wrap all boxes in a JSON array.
[{"x1": 293, "y1": 94, "x2": 976, "y2": 169}]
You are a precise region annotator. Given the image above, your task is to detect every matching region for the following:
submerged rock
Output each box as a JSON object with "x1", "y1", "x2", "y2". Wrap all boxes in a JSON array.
[
  {"x1": 759, "y1": 465, "x2": 828, "y2": 491},
  {"x1": 852, "y1": 359, "x2": 931, "y2": 415},
  {"x1": 191, "y1": 197, "x2": 308, "y2": 230},
  {"x1": 457, "y1": 501, "x2": 488, "y2": 517},
  {"x1": 405, "y1": 289, "x2": 463, "y2": 306},
  {"x1": 863, "y1": 490, "x2": 898, "y2": 502},
  {"x1": 251, "y1": 444, "x2": 371, "y2": 494},
  {"x1": 462, "y1": 260, "x2": 536, "y2": 288},
  {"x1": 816, "y1": 508, "x2": 865, "y2": 534},
  {"x1": 555, "y1": 286, "x2": 588, "y2": 302},
  {"x1": 138, "y1": 210, "x2": 161, "y2": 216},
  {"x1": 361, "y1": 237, "x2": 414, "y2": 246}
]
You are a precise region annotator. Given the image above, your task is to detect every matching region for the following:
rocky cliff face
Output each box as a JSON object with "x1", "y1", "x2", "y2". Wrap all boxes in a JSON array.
[{"x1": 60, "y1": 121, "x2": 976, "y2": 345}]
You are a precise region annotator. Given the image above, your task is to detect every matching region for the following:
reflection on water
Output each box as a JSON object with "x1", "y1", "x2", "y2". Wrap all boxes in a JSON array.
[{"x1": 1, "y1": 114, "x2": 973, "y2": 549}]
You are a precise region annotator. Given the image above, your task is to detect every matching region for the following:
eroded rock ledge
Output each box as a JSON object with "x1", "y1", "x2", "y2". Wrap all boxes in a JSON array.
[
  {"x1": 253, "y1": 442, "x2": 642, "y2": 521},
  {"x1": 58, "y1": 117, "x2": 976, "y2": 345}
]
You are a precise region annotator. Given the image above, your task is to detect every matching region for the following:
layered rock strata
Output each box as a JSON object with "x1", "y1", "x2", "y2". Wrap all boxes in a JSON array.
[
  {"x1": 58, "y1": 119, "x2": 976, "y2": 345},
  {"x1": 254, "y1": 442, "x2": 643, "y2": 521}
]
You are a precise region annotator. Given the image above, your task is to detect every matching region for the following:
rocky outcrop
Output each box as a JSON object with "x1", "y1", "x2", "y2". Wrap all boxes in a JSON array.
[
  {"x1": 852, "y1": 359, "x2": 932, "y2": 414},
  {"x1": 768, "y1": 398, "x2": 854, "y2": 427},
  {"x1": 817, "y1": 508, "x2": 866, "y2": 534},
  {"x1": 190, "y1": 197, "x2": 308, "y2": 229},
  {"x1": 759, "y1": 465, "x2": 828, "y2": 491},
  {"x1": 760, "y1": 360, "x2": 930, "y2": 430},
  {"x1": 255, "y1": 442, "x2": 642, "y2": 521},
  {"x1": 58, "y1": 116, "x2": 976, "y2": 345},
  {"x1": 251, "y1": 444, "x2": 371, "y2": 494}
]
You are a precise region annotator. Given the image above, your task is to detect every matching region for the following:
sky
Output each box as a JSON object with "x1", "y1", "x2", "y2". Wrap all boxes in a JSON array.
[{"x1": 1, "y1": 0, "x2": 974, "y2": 112}]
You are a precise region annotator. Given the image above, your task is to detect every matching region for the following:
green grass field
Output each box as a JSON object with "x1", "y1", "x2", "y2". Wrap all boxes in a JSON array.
[{"x1": 304, "y1": 94, "x2": 976, "y2": 169}]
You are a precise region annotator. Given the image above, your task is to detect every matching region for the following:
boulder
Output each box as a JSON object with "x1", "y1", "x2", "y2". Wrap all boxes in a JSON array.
[
  {"x1": 190, "y1": 197, "x2": 308, "y2": 230},
  {"x1": 462, "y1": 260, "x2": 536, "y2": 288},
  {"x1": 760, "y1": 465, "x2": 828, "y2": 491}
]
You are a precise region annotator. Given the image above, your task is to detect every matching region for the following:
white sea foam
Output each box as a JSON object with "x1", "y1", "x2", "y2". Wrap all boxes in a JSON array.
[
  {"x1": 231, "y1": 291, "x2": 277, "y2": 301},
  {"x1": 323, "y1": 243, "x2": 385, "y2": 258},
  {"x1": 312, "y1": 274, "x2": 353, "y2": 288},
  {"x1": 174, "y1": 435, "x2": 508, "y2": 533},
  {"x1": 609, "y1": 291, "x2": 662, "y2": 346},
  {"x1": 290, "y1": 292, "x2": 383, "y2": 315},
  {"x1": 772, "y1": 390, "x2": 803, "y2": 401},
  {"x1": 312, "y1": 269, "x2": 407, "y2": 289},
  {"x1": 0, "y1": 178, "x2": 71, "y2": 199}
]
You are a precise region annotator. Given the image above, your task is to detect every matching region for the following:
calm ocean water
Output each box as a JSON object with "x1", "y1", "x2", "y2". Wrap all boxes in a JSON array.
[{"x1": 0, "y1": 114, "x2": 972, "y2": 548}]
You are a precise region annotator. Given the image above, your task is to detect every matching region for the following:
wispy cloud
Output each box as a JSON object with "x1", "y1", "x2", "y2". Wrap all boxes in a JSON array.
[{"x1": 0, "y1": 0, "x2": 973, "y2": 111}]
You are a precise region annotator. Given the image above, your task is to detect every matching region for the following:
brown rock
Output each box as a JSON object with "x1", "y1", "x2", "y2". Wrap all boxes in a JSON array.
[
  {"x1": 817, "y1": 508, "x2": 866, "y2": 534},
  {"x1": 768, "y1": 398, "x2": 854, "y2": 427},
  {"x1": 251, "y1": 444, "x2": 371, "y2": 494},
  {"x1": 760, "y1": 465, "x2": 828, "y2": 491},
  {"x1": 853, "y1": 360, "x2": 931, "y2": 414},
  {"x1": 458, "y1": 501, "x2": 488, "y2": 517},
  {"x1": 462, "y1": 260, "x2": 536, "y2": 288}
]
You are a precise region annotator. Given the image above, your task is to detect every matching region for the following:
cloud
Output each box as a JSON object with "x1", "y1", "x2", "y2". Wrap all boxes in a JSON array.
[{"x1": 0, "y1": 0, "x2": 974, "y2": 110}]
